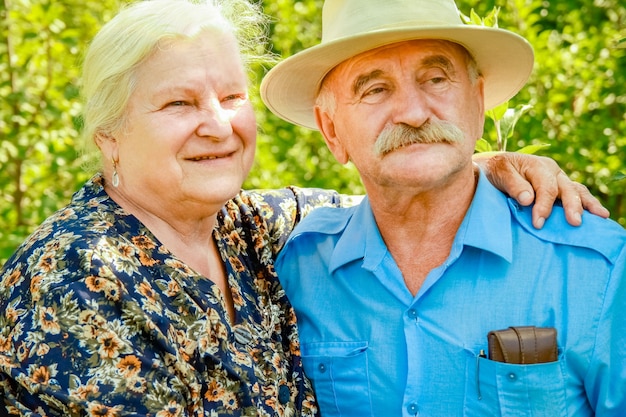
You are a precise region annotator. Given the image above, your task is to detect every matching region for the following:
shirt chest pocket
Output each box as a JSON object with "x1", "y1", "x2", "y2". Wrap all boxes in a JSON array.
[
  {"x1": 465, "y1": 354, "x2": 568, "y2": 417},
  {"x1": 301, "y1": 341, "x2": 371, "y2": 417}
]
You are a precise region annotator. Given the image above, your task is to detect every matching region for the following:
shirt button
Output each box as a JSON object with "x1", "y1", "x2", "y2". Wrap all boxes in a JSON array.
[
  {"x1": 407, "y1": 403, "x2": 419, "y2": 414},
  {"x1": 318, "y1": 363, "x2": 327, "y2": 373},
  {"x1": 407, "y1": 309, "x2": 418, "y2": 319},
  {"x1": 278, "y1": 384, "x2": 290, "y2": 404},
  {"x1": 508, "y1": 372, "x2": 517, "y2": 380}
]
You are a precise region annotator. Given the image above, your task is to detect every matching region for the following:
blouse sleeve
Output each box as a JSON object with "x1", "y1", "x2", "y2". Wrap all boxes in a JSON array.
[{"x1": 242, "y1": 187, "x2": 362, "y2": 257}]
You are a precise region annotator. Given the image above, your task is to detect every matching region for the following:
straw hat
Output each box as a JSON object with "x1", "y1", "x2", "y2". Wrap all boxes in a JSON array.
[{"x1": 261, "y1": 0, "x2": 534, "y2": 130}]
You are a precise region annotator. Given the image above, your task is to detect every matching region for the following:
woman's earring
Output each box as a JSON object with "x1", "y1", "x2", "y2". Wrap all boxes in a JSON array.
[{"x1": 111, "y1": 158, "x2": 120, "y2": 188}]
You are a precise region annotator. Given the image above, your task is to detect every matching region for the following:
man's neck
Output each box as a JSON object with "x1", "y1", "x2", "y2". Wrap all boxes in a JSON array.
[{"x1": 367, "y1": 169, "x2": 478, "y2": 295}]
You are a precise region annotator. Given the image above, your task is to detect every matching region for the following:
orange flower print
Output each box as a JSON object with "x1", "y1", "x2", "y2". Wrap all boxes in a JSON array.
[
  {"x1": 3, "y1": 269, "x2": 22, "y2": 288},
  {"x1": 28, "y1": 365, "x2": 52, "y2": 386},
  {"x1": 37, "y1": 252, "x2": 56, "y2": 273},
  {"x1": 165, "y1": 280, "x2": 181, "y2": 297},
  {"x1": 228, "y1": 231, "x2": 247, "y2": 252},
  {"x1": 155, "y1": 401, "x2": 184, "y2": 417},
  {"x1": 97, "y1": 331, "x2": 123, "y2": 359},
  {"x1": 87, "y1": 402, "x2": 123, "y2": 417},
  {"x1": 86, "y1": 275, "x2": 107, "y2": 292},
  {"x1": 231, "y1": 288, "x2": 244, "y2": 307},
  {"x1": 0, "y1": 335, "x2": 11, "y2": 353},
  {"x1": 118, "y1": 244, "x2": 134, "y2": 258},
  {"x1": 138, "y1": 281, "x2": 162, "y2": 314},
  {"x1": 117, "y1": 355, "x2": 142, "y2": 378},
  {"x1": 79, "y1": 309, "x2": 98, "y2": 324},
  {"x1": 16, "y1": 342, "x2": 30, "y2": 362},
  {"x1": 132, "y1": 235, "x2": 156, "y2": 250},
  {"x1": 127, "y1": 376, "x2": 147, "y2": 394},
  {"x1": 70, "y1": 383, "x2": 100, "y2": 400},
  {"x1": 56, "y1": 208, "x2": 75, "y2": 221},
  {"x1": 104, "y1": 284, "x2": 121, "y2": 301},
  {"x1": 221, "y1": 391, "x2": 239, "y2": 410},
  {"x1": 229, "y1": 256, "x2": 245, "y2": 273},
  {"x1": 85, "y1": 275, "x2": 122, "y2": 301},
  {"x1": 4, "y1": 306, "x2": 20, "y2": 323},
  {"x1": 205, "y1": 380, "x2": 225, "y2": 401},
  {"x1": 29, "y1": 274, "x2": 43, "y2": 302},
  {"x1": 38, "y1": 306, "x2": 61, "y2": 335},
  {"x1": 138, "y1": 281, "x2": 157, "y2": 302},
  {"x1": 139, "y1": 251, "x2": 159, "y2": 266},
  {"x1": 36, "y1": 343, "x2": 50, "y2": 356}
]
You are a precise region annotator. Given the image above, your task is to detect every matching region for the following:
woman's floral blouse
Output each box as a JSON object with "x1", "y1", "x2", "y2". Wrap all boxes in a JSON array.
[{"x1": 0, "y1": 174, "x2": 351, "y2": 417}]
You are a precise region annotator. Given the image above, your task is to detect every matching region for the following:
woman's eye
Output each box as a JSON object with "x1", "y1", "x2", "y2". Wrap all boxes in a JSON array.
[{"x1": 223, "y1": 93, "x2": 245, "y2": 102}]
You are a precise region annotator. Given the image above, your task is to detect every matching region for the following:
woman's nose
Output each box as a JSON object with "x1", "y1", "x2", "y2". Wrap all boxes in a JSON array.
[{"x1": 195, "y1": 100, "x2": 234, "y2": 139}]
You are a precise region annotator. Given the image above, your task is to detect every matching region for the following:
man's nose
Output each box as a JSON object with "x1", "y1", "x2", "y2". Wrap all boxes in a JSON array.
[{"x1": 390, "y1": 86, "x2": 430, "y2": 128}]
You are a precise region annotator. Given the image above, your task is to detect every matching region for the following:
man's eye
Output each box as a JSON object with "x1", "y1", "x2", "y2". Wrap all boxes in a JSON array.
[
  {"x1": 363, "y1": 87, "x2": 386, "y2": 97},
  {"x1": 169, "y1": 101, "x2": 188, "y2": 106},
  {"x1": 429, "y1": 77, "x2": 447, "y2": 84}
]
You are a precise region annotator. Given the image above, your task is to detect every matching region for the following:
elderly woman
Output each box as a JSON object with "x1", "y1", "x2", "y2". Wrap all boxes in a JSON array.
[{"x1": 0, "y1": 0, "x2": 607, "y2": 416}]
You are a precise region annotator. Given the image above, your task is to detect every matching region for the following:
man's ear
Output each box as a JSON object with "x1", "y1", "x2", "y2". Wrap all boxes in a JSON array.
[
  {"x1": 315, "y1": 106, "x2": 349, "y2": 164},
  {"x1": 474, "y1": 76, "x2": 486, "y2": 138}
]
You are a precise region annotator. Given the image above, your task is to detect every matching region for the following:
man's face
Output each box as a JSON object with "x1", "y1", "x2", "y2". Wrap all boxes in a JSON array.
[{"x1": 315, "y1": 39, "x2": 485, "y2": 195}]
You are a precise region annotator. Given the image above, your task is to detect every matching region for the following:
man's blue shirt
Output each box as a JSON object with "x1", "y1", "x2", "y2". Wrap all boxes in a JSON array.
[{"x1": 275, "y1": 172, "x2": 626, "y2": 417}]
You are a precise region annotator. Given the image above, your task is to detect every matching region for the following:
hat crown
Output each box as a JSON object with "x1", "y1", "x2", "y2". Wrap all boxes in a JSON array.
[
  {"x1": 322, "y1": 0, "x2": 463, "y2": 43},
  {"x1": 261, "y1": 0, "x2": 533, "y2": 130}
]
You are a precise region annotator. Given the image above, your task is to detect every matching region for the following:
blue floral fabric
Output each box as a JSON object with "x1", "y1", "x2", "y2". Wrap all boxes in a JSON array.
[{"x1": 0, "y1": 174, "x2": 347, "y2": 417}]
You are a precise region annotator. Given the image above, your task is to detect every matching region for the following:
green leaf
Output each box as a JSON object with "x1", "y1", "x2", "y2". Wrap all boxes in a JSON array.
[
  {"x1": 485, "y1": 101, "x2": 509, "y2": 122},
  {"x1": 500, "y1": 104, "x2": 533, "y2": 139},
  {"x1": 515, "y1": 144, "x2": 551, "y2": 155},
  {"x1": 474, "y1": 138, "x2": 493, "y2": 153}
]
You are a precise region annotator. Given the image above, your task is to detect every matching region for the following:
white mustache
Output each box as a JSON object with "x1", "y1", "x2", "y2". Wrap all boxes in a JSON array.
[{"x1": 374, "y1": 121, "x2": 464, "y2": 156}]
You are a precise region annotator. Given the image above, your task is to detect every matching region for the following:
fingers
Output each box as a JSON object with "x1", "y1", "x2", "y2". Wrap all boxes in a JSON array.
[
  {"x1": 561, "y1": 179, "x2": 610, "y2": 220},
  {"x1": 476, "y1": 152, "x2": 610, "y2": 228},
  {"x1": 479, "y1": 153, "x2": 537, "y2": 206},
  {"x1": 529, "y1": 173, "x2": 558, "y2": 229},
  {"x1": 481, "y1": 153, "x2": 559, "y2": 228}
]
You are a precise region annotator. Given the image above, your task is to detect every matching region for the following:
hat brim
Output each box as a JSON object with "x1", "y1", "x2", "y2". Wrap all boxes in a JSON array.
[{"x1": 261, "y1": 25, "x2": 534, "y2": 130}]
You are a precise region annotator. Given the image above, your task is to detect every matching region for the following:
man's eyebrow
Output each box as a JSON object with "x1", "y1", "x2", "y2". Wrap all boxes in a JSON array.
[
  {"x1": 352, "y1": 69, "x2": 384, "y2": 96},
  {"x1": 421, "y1": 55, "x2": 456, "y2": 75}
]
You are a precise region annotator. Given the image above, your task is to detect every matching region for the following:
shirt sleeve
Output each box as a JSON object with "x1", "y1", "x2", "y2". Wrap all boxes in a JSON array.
[{"x1": 586, "y1": 243, "x2": 626, "y2": 416}]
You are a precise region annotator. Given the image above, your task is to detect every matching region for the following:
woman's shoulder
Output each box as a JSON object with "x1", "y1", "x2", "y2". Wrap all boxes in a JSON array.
[{"x1": 2, "y1": 176, "x2": 134, "y2": 274}]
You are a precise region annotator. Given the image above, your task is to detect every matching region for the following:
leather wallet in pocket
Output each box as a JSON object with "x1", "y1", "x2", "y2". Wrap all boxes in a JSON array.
[{"x1": 488, "y1": 326, "x2": 557, "y2": 364}]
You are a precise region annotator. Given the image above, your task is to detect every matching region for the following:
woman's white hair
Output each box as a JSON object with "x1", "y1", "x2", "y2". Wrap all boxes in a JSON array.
[{"x1": 80, "y1": 0, "x2": 270, "y2": 163}]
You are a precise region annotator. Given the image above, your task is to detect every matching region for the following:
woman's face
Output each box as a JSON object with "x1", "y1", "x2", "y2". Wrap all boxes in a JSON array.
[{"x1": 107, "y1": 31, "x2": 257, "y2": 221}]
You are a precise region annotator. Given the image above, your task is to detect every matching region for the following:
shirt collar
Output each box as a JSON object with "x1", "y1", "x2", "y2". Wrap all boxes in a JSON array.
[
  {"x1": 456, "y1": 169, "x2": 513, "y2": 262},
  {"x1": 329, "y1": 169, "x2": 513, "y2": 274}
]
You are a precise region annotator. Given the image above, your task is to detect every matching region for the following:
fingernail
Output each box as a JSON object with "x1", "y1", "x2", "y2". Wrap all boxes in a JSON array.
[
  {"x1": 535, "y1": 217, "x2": 545, "y2": 229},
  {"x1": 574, "y1": 212, "x2": 582, "y2": 224},
  {"x1": 519, "y1": 191, "x2": 532, "y2": 204}
]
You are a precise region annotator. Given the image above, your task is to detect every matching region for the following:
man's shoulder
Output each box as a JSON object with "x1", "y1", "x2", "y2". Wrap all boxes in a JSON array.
[
  {"x1": 510, "y1": 202, "x2": 626, "y2": 263},
  {"x1": 292, "y1": 205, "x2": 357, "y2": 237}
]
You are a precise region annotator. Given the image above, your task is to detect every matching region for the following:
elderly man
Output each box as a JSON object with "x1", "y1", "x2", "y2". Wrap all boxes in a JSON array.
[{"x1": 261, "y1": 0, "x2": 626, "y2": 416}]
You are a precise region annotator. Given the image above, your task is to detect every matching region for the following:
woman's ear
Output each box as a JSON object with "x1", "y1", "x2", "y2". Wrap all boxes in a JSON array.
[
  {"x1": 315, "y1": 106, "x2": 350, "y2": 165},
  {"x1": 95, "y1": 131, "x2": 119, "y2": 162}
]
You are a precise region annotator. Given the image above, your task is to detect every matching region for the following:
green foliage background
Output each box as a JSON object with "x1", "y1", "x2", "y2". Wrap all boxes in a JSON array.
[{"x1": 1, "y1": 0, "x2": 625, "y2": 265}]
